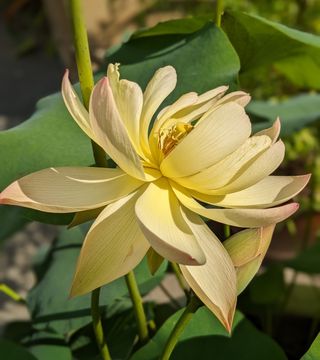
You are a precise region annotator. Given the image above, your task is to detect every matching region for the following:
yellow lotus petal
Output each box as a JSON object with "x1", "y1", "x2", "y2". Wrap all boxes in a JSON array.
[
  {"x1": 0, "y1": 167, "x2": 143, "y2": 212},
  {"x1": 140, "y1": 66, "x2": 177, "y2": 154},
  {"x1": 210, "y1": 140, "x2": 285, "y2": 195},
  {"x1": 195, "y1": 86, "x2": 229, "y2": 104},
  {"x1": 70, "y1": 189, "x2": 150, "y2": 297},
  {"x1": 89, "y1": 77, "x2": 146, "y2": 180},
  {"x1": 152, "y1": 92, "x2": 198, "y2": 134},
  {"x1": 68, "y1": 207, "x2": 104, "y2": 228},
  {"x1": 215, "y1": 90, "x2": 251, "y2": 107},
  {"x1": 180, "y1": 210, "x2": 237, "y2": 333},
  {"x1": 224, "y1": 228, "x2": 262, "y2": 267},
  {"x1": 171, "y1": 181, "x2": 299, "y2": 227},
  {"x1": 61, "y1": 70, "x2": 95, "y2": 140},
  {"x1": 224, "y1": 226, "x2": 275, "y2": 294},
  {"x1": 207, "y1": 174, "x2": 311, "y2": 208},
  {"x1": 149, "y1": 92, "x2": 198, "y2": 159},
  {"x1": 255, "y1": 117, "x2": 281, "y2": 143},
  {"x1": 147, "y1": 248, "x2": 165, "y2": 275},
  {"x1": 160, "y1": 86, "x2": 229, "y2": 125},
  {"x1": 135, "y1": 178, "x2": 206, "y2": 265},
  {"x1": 160, "y1": 102, "x2": 251, "y2": 178},
  {"x1": 107, "y1": 64, "x2": 145, "y2": 157},
  {"x1": 175, "y1": 135, "x2": 271, "y2": 191},
  {"x1": 235, "y1": 257, "x2": 262, "y2": 295}
]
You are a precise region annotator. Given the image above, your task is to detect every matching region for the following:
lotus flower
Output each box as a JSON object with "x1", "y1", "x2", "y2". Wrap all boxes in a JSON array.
[{"x1": 0, "y1": 64, "x2": 310, "y2": 331}]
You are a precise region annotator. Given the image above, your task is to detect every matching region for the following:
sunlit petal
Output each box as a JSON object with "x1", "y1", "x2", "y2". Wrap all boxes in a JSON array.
[
  {"x1": 171, "y1": 181, "x2": 299, "y2": 227},
  {"x1": 135, "y1": 178, "x2": 206, "y2": 265},
  {"x1": 210, "y1": 140, "x2": 285, "y2": 194},
  {"x1": 224, "y1": 226, "x2": 275, "y2": 294},
  {"x1": 255, "y1": 118, "x2": 281, "y2": 143},
  {"x1": 0, "y1": 167, "x2": 143, "y2": 212},
  {"x1": 107, "y1": 64, "x2": 144, "y2": 156},
  {"x1": 61, "y1": 70, "x2": 95, "y2": 140},
  {"x1": 207, "y1": 175, "x2": 310, "y2": 208},
  {"x1": 89, "y1": 77, "x2": 146, "y2": 180},
  {"x1": 160, "y1": 102, "x2": 251, "y2": 178},
  {"x1": 180, "y1": 210, "x2": 237, "y2": 332},
  {"x1": 70, "y1": 189, "x2": 150, "y2": 296},
  {"x1": 175, "y1": 135, "x2": 271, "y2": 191},
  {"x1": 140, "y1": 66, "x2": 177, "y2": 154}
]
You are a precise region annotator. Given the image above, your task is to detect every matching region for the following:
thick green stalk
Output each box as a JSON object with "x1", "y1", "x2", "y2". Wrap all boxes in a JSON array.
[
  {"x1": 170, "y1": 262, "x2": 189, "y2": 299},
  {"x1": 214, "y1": 0, "x2": 224, "y2": 27},
  {"x1": 125, "y1": 271, "x2": 149, "y2": 344},
  {"x1": 69, "y1": 0, "x2": 93, "y2": 108},
  {"x1": 91, "y1": 288, "x2": 112, "y2": 360},
  {"x1": 69, "y1": 0, "x2": 107, "y2": 167},
  {"x1": 224, "y1": 224, "x2": 230, "y2": 239},
  {"x1": 160, "y1": 296, "x2": 202, "y2": 360},
  {"x1": 69, "y1": 1, "x2": 110, "y2": 359}
]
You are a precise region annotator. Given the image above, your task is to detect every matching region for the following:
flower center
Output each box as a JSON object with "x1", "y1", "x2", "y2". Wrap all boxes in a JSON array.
[{"x1": 158, "y1": 122, "x2": 193, "y2": 157}]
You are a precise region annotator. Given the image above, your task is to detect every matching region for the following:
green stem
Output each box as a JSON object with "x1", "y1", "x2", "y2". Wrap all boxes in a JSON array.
[
  {"x1": 69, "y1": 0, "x2": 107, "y2": 167},
  {"x1": 125, "y1": 271, "x2": 149, "y2": 344},
  {"x1": 170, "y1": 262, "x2": 189, "y2": 299},
  {"x1": 160, "y1": 296, "x2": 202, "y2": 360},
  {"x1": 69, "y1": 1, "x2": 110, "y2": 358},
  {"x1": 224, "y1": 224, "x2": 230, "y2": 239},
  {"x1": 214, "y1": 0, "x2": 224, "y2": 27},
  {"x1": 0, "y1": 284, "x2": 25, "y2": 303},
  {"x1": 91, "y1": 289, "x2": 112, "y2": 360},
  {"x1": 69, "y1": 0, "x2": 93, "y2": 108}
]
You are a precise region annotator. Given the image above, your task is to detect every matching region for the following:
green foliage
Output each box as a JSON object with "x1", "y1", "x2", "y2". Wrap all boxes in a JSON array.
[
  {"x1": 29, "y1": 344, "x2": 72, "y2": 360},
  {"x1": 248, "y1": 94, "x2": 320, "y2": 136},
  {"x1": 132, "y1": 17, "x2": 208, "y2": 38},
  {"x1": 249, "y1": 266, "x2": 285, "y2": 306},
  {"x1": 223, "y1": 11, "x2": 320, "y2": 89},
  {"x1": 0, "y1": 339, "x2": 37, "y2": 360},
  {"x1": 108, "y1": 21, "x2": 240, "y2": 102},
  {"x1": 131, "y1": 308, "x2": 286, "y2": 360},
  {"x1": 301, "y1": 332, "x2": 320, "y2": 360},
  {"x1": 286, "y1": 241, "x2": 320, "y2": 274}
]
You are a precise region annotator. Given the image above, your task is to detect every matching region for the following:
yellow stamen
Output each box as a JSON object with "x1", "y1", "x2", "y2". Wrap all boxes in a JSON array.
[{"x1": 158, "y1": 122, "x2": 193, "y2": 156}]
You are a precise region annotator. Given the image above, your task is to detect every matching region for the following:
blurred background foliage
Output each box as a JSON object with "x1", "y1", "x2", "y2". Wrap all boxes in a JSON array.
[{"x1": 0, "y1": 0, "x2": 320, "y2": 359}]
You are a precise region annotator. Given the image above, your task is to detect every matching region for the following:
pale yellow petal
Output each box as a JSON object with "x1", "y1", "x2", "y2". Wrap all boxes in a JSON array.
[
  {"x1": 70, "y1": 189, "x2": 150, "y2": 297},
  {"x1": 210, "y1": 140, "x2": 285, "y2": 195},
  {"x1": 68, "y1": 207, "x2": 104, "y2": 228},
  {"x1": 89, "y1": 77, "x2": 146, "y2": 180},
  {"x1": 160, "y1": 102, "x2": 251, "y2": 178},
  {"x1": 207, "y1": 175, "x2": 310, "y2": 208},
  {"x1": 107, "y1": 64, "x2": 145, "y2": 156},
  {"x1": 0, "y1": 167, "x2": 143, "y2": 212},
  {"x1": 140, "y1": 66, "x2": 177, "y2": 154},
  {"x1": 175, "y1": 135, "x2": 271, "y2": 191},
  {"x1": 180, "y1": 210, "x2": 237, "y2": 332},
  {"x1": 152, "y1": 92, "x2": 198, "y2": 134},
  {"x1": 195, "y1": 86, "x2": 229, "y2": 104},
  {"x1": 171, "y1": 181, "x2": 299, "y2": 227},
  {"x1": 61, "y1": 70, "x2": 95, "y2": 140},
  {"x1": 215, "y1": 91, "x2": 251, "y2": 107},
  {"x1": 224, "y1": 228, "x2": 262, "y2": 267},
  {"x1": 155, "y1": 86, "x2": 228, "y2": 126},
  {"x1": 135, "y1": 178, "x2": 206, "y2": 265},
  {"x1": 224, "y1": 226, "x2": 275, "y2": 294},
  {"x1": 147, "y1": 248, "x2": 165, "y2": 275},
  {"x1": 255, "y1": 118, "x2": 281, "y2": 143},
  {"x1": 149, "y1": 92, "x2": 198, "y2": 159}
]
